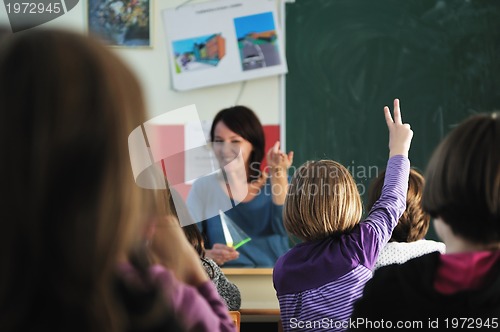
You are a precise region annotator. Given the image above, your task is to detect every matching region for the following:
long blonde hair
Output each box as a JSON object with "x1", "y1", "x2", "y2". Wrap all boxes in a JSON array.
[
  {"x1": 0, "y1": 29, "x2": 154, "y2": 331},
  {"x1": 284, "y1": 160, "x2": 363, "y2": 241}
]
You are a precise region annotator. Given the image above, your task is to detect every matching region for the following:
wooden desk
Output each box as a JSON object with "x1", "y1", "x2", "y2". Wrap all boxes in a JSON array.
[{"x1": 222, "y1": 268, "x2": 280, "y2": 323}]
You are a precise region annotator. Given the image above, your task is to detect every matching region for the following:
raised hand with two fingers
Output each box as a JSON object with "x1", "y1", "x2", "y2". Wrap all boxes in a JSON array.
[{"x1": 384, "y1": 98, "x2": 413, "y2": 158}]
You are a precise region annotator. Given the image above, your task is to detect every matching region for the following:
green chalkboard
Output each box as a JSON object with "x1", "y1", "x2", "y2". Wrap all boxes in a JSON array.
[{"x1": 285, "y1": 0, "x2": 500, "y2": 238}]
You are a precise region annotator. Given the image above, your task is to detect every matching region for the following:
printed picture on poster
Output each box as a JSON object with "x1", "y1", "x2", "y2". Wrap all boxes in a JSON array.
[
  {"x1": 162, "y1": 0, "x2": 287, "y2": 91},
  {"x1": 88, "y1": 0, "x2": 151, "y2": 47},
  {"x1": 173, "y1": 34, "x2": 226, "y2": 73},
  {"x1": 235, "y1": 12, "x2": 281, "y2": 71}
]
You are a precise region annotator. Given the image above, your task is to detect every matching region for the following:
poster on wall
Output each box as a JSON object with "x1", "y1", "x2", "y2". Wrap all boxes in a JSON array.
[{"x1": 162, "y1": 0, "x2": 287, "y2": 91}]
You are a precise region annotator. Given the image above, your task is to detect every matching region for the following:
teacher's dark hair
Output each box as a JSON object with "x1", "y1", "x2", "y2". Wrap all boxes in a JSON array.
[{"x1": 210, "y1": 105, "x2": 265, "y2": 182}]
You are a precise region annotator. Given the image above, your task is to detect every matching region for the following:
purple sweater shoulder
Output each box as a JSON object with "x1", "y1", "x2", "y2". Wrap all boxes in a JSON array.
[{"x1": 118, "y1": 263, "x2": 236, "y2": 332}]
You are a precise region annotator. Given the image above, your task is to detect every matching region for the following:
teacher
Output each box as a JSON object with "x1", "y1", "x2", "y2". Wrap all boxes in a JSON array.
[{"x1": 187, "y1": 106, "x2": 293, "y2": 267}]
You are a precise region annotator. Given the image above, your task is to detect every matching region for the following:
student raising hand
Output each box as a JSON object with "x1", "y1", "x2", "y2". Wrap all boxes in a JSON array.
[{"x1": 273, "y1": 98, "x2": 412, "y2": 332}]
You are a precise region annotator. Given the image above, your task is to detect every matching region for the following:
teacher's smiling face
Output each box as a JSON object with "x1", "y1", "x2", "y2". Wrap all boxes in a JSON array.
[{"x1": 212, "y1": 120, "x2": 253, "y2": 171}]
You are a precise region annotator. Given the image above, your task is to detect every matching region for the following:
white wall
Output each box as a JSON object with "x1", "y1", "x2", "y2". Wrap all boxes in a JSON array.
[{"x1": 0, "y1": 0, "x2": 283, "y2": 125}]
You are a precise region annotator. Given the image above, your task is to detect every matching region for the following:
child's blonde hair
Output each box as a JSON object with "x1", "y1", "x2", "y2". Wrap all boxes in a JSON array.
[{"x1": 284, "y1": 160, "x2": 362, "y2": 241}]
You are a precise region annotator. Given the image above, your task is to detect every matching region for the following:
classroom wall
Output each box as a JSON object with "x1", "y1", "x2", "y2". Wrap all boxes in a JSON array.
[{"x1": 0, "y1": 0, "x2": 283, "y2": 126}]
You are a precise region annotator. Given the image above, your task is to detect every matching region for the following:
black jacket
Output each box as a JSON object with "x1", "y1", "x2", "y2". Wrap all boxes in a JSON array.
[{"x1": 349, "y1": 252, "x2": 500, "y2": 330}]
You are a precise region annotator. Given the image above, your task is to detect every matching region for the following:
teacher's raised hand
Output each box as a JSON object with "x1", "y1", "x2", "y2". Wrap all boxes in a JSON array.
[{"x1": 266, "y1": 141, "x2": 294, "y2": 205}]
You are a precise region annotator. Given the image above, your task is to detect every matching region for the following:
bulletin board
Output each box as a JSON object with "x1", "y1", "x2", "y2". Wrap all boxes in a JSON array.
[{"x1": 162, "y1": 0, "x2": 287, "y2": 91}]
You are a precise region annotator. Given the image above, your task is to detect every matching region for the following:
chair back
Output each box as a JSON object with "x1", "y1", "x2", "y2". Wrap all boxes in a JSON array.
[{"x1": 229, "y1": 311, "x2": 241, "y2": 331}]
